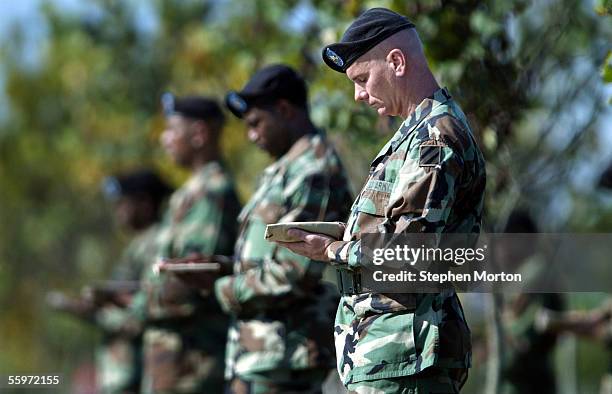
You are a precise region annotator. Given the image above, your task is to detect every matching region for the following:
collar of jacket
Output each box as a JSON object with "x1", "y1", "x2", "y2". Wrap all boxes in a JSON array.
[
  {"x1": 370, "y1": 88, "x2": 452, "y2": 168},
  {"x1": 264, "y1": 131, "x2": 321, "y2": 177}
]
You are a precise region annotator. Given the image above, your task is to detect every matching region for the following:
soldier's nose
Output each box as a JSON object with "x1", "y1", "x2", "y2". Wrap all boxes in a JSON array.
[
  {"x1": 354, "y1": 87, "x2": 368, "y2": 103},
  {"x1": 247, "y1": 129, "x2": 259, "y2": 143},
  {"x1": 160, "y1": 129, "x2": 173, "y2": 147}
]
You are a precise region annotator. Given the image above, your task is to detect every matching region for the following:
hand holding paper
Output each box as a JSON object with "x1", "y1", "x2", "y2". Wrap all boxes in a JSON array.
[
  {"x1": 155, "y1": 254, "x2": 234, "y2": 292},
  {"x1": 266, "y1": 221, "x2": 345, "y2": 263}
]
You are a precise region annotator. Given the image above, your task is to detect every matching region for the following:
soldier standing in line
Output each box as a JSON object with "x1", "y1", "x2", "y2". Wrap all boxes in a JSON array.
[
  {"x1": 131, "y1": 95, "x2": 241, "y2": 394},
  {"x1": 98, "y1": 170, "x2": 173, "y2": 394},
  {"x1": 48, "y1": 169, "x2": 172, "y2": 394},
  {"x1": 276, "y1": 8, "x2": 486, "y2": 393},
  {"x1": 101, "y1": 170, "x2": 173, "y2": 287},
  {"x1": 492, "y1": 211, "x2": 565, "y2": 394},
  {"x1": 215, "y1": 64, "x2": 353, "y2": 393}
]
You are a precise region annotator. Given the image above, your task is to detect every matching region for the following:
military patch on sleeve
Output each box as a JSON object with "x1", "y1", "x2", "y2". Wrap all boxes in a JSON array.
[{"x1": 419, "y1": 144, "x2": 442, "y2": 167}]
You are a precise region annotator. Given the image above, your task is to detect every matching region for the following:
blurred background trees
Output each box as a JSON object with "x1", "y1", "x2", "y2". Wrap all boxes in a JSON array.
[{"x1": 0, "y1": 0, "x2": 610, "y2": 392}]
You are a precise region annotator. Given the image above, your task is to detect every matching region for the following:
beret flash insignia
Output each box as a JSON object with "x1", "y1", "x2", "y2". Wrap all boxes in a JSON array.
[{"x1": 325, "y1": 48, "x2": 344, "y2": 67}]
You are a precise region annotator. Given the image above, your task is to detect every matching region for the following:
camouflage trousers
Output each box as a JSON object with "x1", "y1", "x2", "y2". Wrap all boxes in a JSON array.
[
  {"x1": 500, "y1": 365, "x2": 556, "y2": 394},
  {"x1": 96, "y1": 336, "x2": 141, "y2": 394},
  {"x1": 346, "y1": 368, "x2": 467, "y2": 394},
  {"x1": 226, "y1": 368, "x2": 330, "y2": 394},
  {"x1": 141, "y1": 328, "x2": 224, "y2": 394}
]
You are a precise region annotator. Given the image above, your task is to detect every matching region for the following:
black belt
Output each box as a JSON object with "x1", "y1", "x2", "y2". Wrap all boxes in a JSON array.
[
  {"x1": 335, "y1": 269, "x2": 423, "y2": 311},
  {"x1": 336, "y1": 269, "x2": 370, "y2": 295}
]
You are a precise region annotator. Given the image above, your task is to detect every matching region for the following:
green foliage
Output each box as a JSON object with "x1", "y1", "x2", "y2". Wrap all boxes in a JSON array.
[{"x1": 595, "y1": 0, "x2": 612, "y2": 15}]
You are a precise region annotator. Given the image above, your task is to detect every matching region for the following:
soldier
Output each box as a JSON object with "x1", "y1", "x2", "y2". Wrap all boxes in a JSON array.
[
  {"x1": 48, "y1": 169, "x2": 172, "y2": 394},
  {"x1": 276, "y1": 8, "x2": 486, "y2": 393},
  {"x1": 98, "y1": 170, "x2": 173, "y2": 394},
  {"x1": 535, "y1": 302, "x2": 612, "y2": 394},
  {"x1": 101, "y1": 170, "x2": 173, "y2": 284},
  {"x1": 216, "y1": 64, "x2": 353, "y2": 393},
  {"x1": 132, "y1": 95, "x2": 241, "y2": 393},
  {"x1": 493, "y1": 211, "x2": 565, "y2": 394}
]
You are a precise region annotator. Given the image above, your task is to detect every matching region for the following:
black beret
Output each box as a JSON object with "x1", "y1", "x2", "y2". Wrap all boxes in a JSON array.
[
  {"x1": 322, "y1": 8, "x2": 415, "y2": 73},
  {"x1": 102, "y1": 169, "x2": 173, "y2": 202},
  {"x1": 161, "y1": 93, "x2": 225, "y2": 122},
  {"x1": 225, "y1": 64, "x2": 307, "y2": 118},
  {"x1": 599, "y1": 161, "x2": 612, "y2": 189},
  {"x1": 504, "y1": 210, "x2": 538, "y2": 233}
]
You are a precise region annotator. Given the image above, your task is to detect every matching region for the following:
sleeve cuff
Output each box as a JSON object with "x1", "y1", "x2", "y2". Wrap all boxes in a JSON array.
[
  {"x1": 94, "y1": 306, "x2": 133, "y2": 333},
  {"x1": 327, "y1": 240, "x2": 361, "y2": 267},
  {"x1": 214, "y1": 275, "x2": 241, "y2": 315}
]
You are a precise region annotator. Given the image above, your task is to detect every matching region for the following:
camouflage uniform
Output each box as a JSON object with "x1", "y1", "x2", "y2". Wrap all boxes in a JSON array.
[
  {"x1": 500, "y1": 294, "x2": 564, "y2": 394},
  {"x1": 214, "y1": 132, "x2": 353, "y2": 393},
  {"x1": 95, "y1": 223, "x2": 162, "y2": 394},
  {"x1": 326, "y1": 88, "x2": 485, "y2": 391},
  {"x1": 133, "y1": 161, "x2": 241, "y2": 394},
  {"x1": 500, "y1": 256, "x2": 565, "y2": 394}
]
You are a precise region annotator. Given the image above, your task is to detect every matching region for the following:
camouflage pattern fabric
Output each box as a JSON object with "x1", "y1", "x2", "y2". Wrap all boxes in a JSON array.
[
  {"x1": 346, "y1": 367, "x2": 466, "y2": 394},
  {"x1": 95, "y1": 224, "x2": 162, "y2": 394},
  {"x1": 214, "y1": 132, "x2": 353, "y2": 384},
  {"x1": 499, "y1": 294, "x2": 563, "y2": 394},
  {"x1": 96, "y1": 336, "x2": 140, "y2": 394},
  {"x1": 112, "y1": 224, "x2": 164, "y2": 283},
  {"x1": 226, "y1": 368, "x2": 329, "y2": 394},
  {"x1": 326, "y1": 88, "x2": 486, "y2": 386},
  {"x1": 500, "y1": 256, "x2": 565, "y2": 394},
  {"x1": 133, "y1": 161, "x2": 241, "y2": 394}
]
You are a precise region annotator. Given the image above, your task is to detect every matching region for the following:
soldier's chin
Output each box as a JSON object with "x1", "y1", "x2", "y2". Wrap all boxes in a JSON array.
[
  {"x1": 376, "y1": 107, "x2": 388, "y2": 116},
  {"x1": 163, "y1": 149, "x2": 178, "y2": 161},
  {"x1": 171, "y1": 154, "x2": 190, "y2": 167}
]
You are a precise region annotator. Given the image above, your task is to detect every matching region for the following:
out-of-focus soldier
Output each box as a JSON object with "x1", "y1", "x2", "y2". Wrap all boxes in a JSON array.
[
  {"x1": 216, "y1": 64, "x2": 353, "y2": 393},
  {"x1": 48, "y1": 169, "x2": 172, "y2": 394},
  {"x1": 132, "y1": 95, "x2": 241, "y2": 394}
]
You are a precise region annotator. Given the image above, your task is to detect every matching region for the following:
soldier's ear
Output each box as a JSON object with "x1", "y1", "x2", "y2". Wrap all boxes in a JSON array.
[
  {"x1": 387, "y1": 48, "x2": 406, "y2": 77},
  {"x1": 190, "y1": 120, "x2": 209, "y2": 148},
  {"x1": 275, "y1": 99, "x2": 295, "y2": 119}
]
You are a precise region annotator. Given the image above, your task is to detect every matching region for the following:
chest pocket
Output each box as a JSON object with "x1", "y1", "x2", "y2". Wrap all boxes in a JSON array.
[
  {"x1": 252, "y1": 200, "x2": 286, "y2": 224},
  {"x1": 353, "y1": 179, "x2": 393, "y2": 217},
  {"x1": 240, "y1": 175, "x2": 287, "y2": 225}
]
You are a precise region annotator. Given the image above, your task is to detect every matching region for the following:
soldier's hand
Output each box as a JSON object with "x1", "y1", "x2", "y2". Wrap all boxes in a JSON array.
[
  {"x1": 536, "y1": 307, "x2": 612, "y2": 339},
  {"x1": 274, "y1": 228, "x2": 335, "y2": 262},
  {"x1": 171, "y1": 270, "x2": 219, "y2": 292},
  {"x1": 160, "y1": 259, "x2": 220, "y2": 291},
  {"x1": 156, "y1": 254, "x2": 233, "y2": 292},
  {"x1": 46, "y1": 291, "x2": 96, "y2": 317},
  {"x1": 82, "y1": 285, "x2": 112, "y2": 307},
  {"x1": 46, "y1": 290, "x2": 71, "y2": 310}
]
